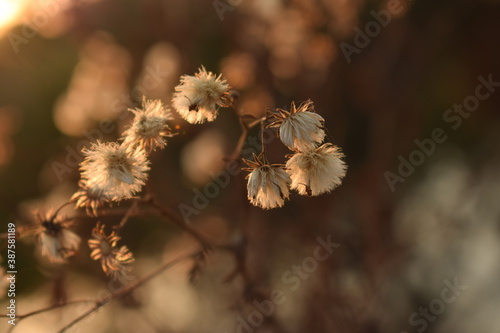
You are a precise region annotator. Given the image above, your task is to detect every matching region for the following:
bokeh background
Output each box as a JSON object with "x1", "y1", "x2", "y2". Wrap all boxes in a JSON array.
[{"x1": 1, "y1": 0, "x2": 500, "y2": 332}]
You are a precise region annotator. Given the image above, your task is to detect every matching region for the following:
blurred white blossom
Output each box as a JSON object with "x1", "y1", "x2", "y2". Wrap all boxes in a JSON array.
[
  {"x1": 121, "y1": 98, "x2": 174, "y2": 152},
  {"x1": 37, "y1": 211, "x2": 81, "y2": 263}
]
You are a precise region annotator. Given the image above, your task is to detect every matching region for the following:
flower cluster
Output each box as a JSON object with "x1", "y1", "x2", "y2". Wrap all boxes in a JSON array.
[
  {"x1": 31, "y1": 65, "x2": 346, "y2": 288},
  {"x1": 72, "y1": 99, "x2": 174, "y2": 212},
  {"x1": 63, "y1": 66, "x2": 229, "y2": 280},
  {"x1": 72, "y1": 67, "x2": 229, "y2": 213},
  {"x1": 245, "y1": 100, "x2": 347, "y2": 209}
]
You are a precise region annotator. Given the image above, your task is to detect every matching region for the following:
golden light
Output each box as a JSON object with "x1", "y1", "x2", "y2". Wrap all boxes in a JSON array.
[{"x1": 0, "y1": 0, "x2": 26, "y2": 35}]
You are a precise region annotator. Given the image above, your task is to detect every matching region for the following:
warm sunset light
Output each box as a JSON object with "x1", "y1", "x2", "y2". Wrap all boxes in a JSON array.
[
  {"x1": 0, "y1": 0, "x2": 25, "y2": 34},
  {"x1": 1, "y1": 1, "x2": 499, "y2": 332}
]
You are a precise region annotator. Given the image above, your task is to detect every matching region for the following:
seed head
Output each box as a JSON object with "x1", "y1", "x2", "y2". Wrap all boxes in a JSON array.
[
  {"x1": 172, "y1": 66, "x2": 230, "y2": 124},
  {"x1": 88, "y1": 222, "x2": 134, "y2": 280},
  {"x1": 243, "y1": 153, "x2": 291, "y2": 209},
  {"x1": 37, "y1": 211, "x2": 81, "y2": 263},
  {"x1": 121, "y1": 98, "x2": 174, "y2": 152},
  {"x1": 286, "y1": 143, "x2": 347, "y2": 196},
  {"x1": 269, "y1": 100, "x2": 326, "y2": 152},
  {"x1": 80, "y1": 142, "x2": 150, "y2": 202}
]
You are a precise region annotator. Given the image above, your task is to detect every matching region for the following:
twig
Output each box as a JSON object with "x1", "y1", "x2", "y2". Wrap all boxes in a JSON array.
[
  {"x1": 0, "y1": 300, "x2": 93, "y2": 320},
  {"x1": 52, "y1": 201, "x2": 72, "y2": 219},
  {"x1": 0, "y1": 224, "x2": 38, "y2": 240},
  {"x1": 260, "y1": 111, "x2": 271, "y2": 156},
  {"x1": 2, "y1": 300, "x2": 94, "y2": 333},
  {"x1": 57, "y1": 249, "x2": 203, "y2": 333},
  {"x1": 0, "y1": 207, "x2": 155, "y2": 240},
  {"x1": 146, "y1": 197, "x2": 213, "y2": 251},
  {"x1": 113, "y1": 199, "x2": 140, "y2": 231},
  {"x1": 227, "y1": 117, "x2": 264, "y2": 161}
]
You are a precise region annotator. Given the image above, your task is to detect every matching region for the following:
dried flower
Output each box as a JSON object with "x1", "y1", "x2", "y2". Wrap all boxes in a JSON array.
[
  {"x1": 172, "y1": 66, "x2": 230, "y2": 124},
  {"x1": 71, "y1": 180, "x2": 109, "y2": 216},
  {"x1": 80, "y1": 142, "x2": 150, "y2": 202},
  {"x1": 269, "y1": 100, "x2": 326, "y2": 152},
  {"x1": 37, "y1": 211, "x2": 80, "y2": 263},
  {"x1": 88, "y1": 222, "x2": 134, "y2": 280},
  {"x1": 243, "y1": 153, "x2": 291, "y2": 209},
  {"x1": 286, "y1": 143, "x2": 347, "y2": 196},
  {"x1": 121, "y1": 98, "x2": 174, "y2": 152}
]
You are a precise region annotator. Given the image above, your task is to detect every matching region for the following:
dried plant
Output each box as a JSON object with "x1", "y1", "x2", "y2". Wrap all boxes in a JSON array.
[{"x1": 1, "y1": 65, "x2": 346, "y2": 332}]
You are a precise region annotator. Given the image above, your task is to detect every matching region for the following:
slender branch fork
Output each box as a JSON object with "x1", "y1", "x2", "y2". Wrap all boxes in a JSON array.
[
  {"x1": 56, "y1": 249, "x2": 202, "y2": 333},
  {"x1": 0, "y1": 300, "x2": 94, "y2": 321},
  {"x1": 0, "y1": 249, "x2": 202, "y2": 333},
  {"x1": 0, "y1": 102, "x2": 271, "y2": 331},
  {"x1": 228, "y1": 116, "x2": 265, "y2": 161}
]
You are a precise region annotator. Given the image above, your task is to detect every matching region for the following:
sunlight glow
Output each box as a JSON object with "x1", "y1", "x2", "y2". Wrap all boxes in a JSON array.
[{"x1": 0, "y1": 0, "x2": 25, "y2": 34}]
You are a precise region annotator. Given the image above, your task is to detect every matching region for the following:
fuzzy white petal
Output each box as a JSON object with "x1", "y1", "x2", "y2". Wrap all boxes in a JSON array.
[
  {"x1": 247, "y1": 166, "x2": 291, "y2": 209},
  {"x1": 280, "y1": 111, "x2": 325, "y2": 151},
  {"x1": 172, "y1": 66, "x2": 229, "y2": 124},
  {"x1": 286, "y1": 143, "x2": 347, "y2": 196},
  {"x1": 40, "y1": 229, "x2": 81, "y2": 263},
  {"x1": 80, "y1": 142, "x2": 150, "y2": 201},
  {"x1": 274, "y1": 101, "x2": 326, "y2": 152},
  {"x1": 121, "y1": 99, "x2": 173, "y2": 151}
]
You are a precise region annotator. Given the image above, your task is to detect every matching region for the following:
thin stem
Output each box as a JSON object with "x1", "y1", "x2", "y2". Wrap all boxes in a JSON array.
[
  {"x1": 1, "y1": 300, "x2": 93, "y2": 320},
  {"x1": 227, "y1": 96, "x2": 267, "y2": 161},
  {"x1": 0, "y1": 207, "x2": 156, "y2": 240},
  {"x1": 0, "y1": 202, "x2": 72, "y2": 241},
  {"x1": 63, "y1": 207, "x2": 154, "y2": 222},
  {"x1": 0, "y1": 224, "x2": 38, "y2": 240},
  {"x1": 52, "y1": 201, "x2": 72, "y2": 219},
  {"x1": 248, "y1": 118, "x2": 264, "y2": 128},
  {"x1": 260, "y1": 111, "x2": 270, "y2": 156},
  {"x1": 229, "y1": 126, "x2": 249, "y2": 161},
  {"x1": 228, "y1": 117, "x2": 265, "y2": 161},
  {"x1": 229, "y1": 100, "x2": 243, "y2": 120},
  {"x1": 113, "y1": 199, "x2": 140, "y2": 231},
  {"x1": 3, "y1": 300, "x2": 94, "y2": 333},
  {"x1": 146, "y1": 197, "x2": 213, "y2": 251},
  {"x1": 57, "y1": 249, "x2": 203, "y2": 333}
]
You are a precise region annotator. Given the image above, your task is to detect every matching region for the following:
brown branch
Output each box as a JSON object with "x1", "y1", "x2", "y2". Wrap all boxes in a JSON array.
[
  {"x1": 260, "y1": 111, "x2": 271, "y2": 156},
  {"x1": 1, "y1": 98, "x2": 266, "y2": 333},
  {"x1": 2, "y1": 300, "x2": 94, "y2": 333},
  {"x1": 52, "y1": 201, "x2": 73, "y2": 219},
  {"x1": 146, "y1": 196, "x2": 213, "y2": 251},
  {"x1": 0, "y1": 224, "x2": 38, "y2": 240},
  {"x1": 57, "y1": 249, "x2": 203, "y2": 333},
  {"x1": 0, "y1": 206, "x2": 154, "y2": 240},
  {"x1": 227, "y1": 117, "x2": 265, "y2": 161},
  {"x1": 0, "y1": 300, "x2": 93, "y2": 320},
  {"x1": 113, "y1": 198, "x2": 140, "y2": 231}
]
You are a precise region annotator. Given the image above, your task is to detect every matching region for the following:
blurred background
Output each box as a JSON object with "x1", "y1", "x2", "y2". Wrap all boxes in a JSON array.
[{"x1": 1, "y1": 0, "x2": 500, "y2": 332}]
